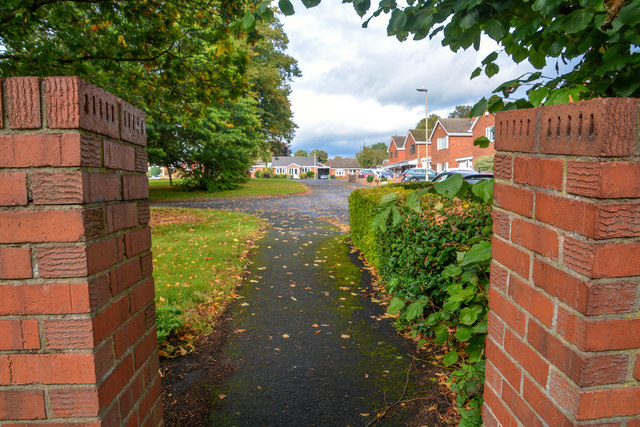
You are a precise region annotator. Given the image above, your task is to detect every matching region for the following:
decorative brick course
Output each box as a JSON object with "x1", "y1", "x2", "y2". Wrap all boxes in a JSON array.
[
  {"x1": 485, "y1": 98, "x2": 640, "y2": 425},
  {"x1": 0, "y1": 77, "x2": 160, "y2": 425}
]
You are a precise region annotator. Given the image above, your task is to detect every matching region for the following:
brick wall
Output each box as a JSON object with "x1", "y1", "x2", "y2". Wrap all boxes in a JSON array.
[
  {"x1": 485, "y1": 97, "x2": 640, "y2": 425},
  {"x1": 0, "y1": 77, "x2": 162, "y2": 425}
]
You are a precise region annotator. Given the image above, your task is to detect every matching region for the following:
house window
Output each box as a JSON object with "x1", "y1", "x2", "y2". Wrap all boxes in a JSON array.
[
  {"x1": 336, "y1": 169, "x2": 345, "y2": 176},
  {"x1": 486, "y1": 126, "x2": 495, "y2": 142},
  {"x1": 394, "y1": 151, "x2": 398, "y2": 158},
  {"x1": 436, "y1": 162, "x2": 449, "y2": 173},
  {"x1": 437, "y1": 136, "x2": 449, "y2": 150},
  {"x1": 457, "y1": 157, "x2": 473, "y2": 169},
  {"x1": 410, "y1": 144, "x2": 415, "y2": 155}
]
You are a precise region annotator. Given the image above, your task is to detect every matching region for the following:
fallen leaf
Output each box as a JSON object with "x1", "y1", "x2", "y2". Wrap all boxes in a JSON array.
[
  {"x1": 341, "y1": 334, "x2": 350, "y2": 339},
  {"x1": 282, "y1": 334, "x2": 290, "y2": 338},
  {"x1": 360, "y1": 413, "x2": 369, "y2": 417},
  {"x1": 218, "y1": 394, "x2": 227, "y2": 399}
]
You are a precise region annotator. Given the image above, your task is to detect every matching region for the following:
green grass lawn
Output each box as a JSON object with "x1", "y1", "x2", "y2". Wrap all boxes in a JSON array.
[
  {"x1": 151, "y1": 207, "x2": 266, "y2": 354},
  {"x1": 149, "y1": 178, "x2": 307, "y2": 201}
]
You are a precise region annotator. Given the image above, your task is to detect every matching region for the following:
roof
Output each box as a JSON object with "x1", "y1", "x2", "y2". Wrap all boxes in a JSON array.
[
  {"x1": 408, "y1": 129, "x2": 427, "y2": 143},
  {"x1": 327, "y1": 157, "x2": 361, "y2": 169},
  {"x1": 428, "y1": 118, "x2": 474, "y2": 141},
  {"x1": 271, "y1": 156, "x2": 318, "y2": 167},
  {"x1": 390, "y1": 135, "x2": 406, "y2": 150}
]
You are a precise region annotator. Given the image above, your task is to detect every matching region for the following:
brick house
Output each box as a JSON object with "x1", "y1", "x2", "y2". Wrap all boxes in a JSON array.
[
  {"x1": 385, "y1": 129, "x2": 427, "y2": 175},
  {"x1": 327, "y1": 157, "x2": 361, "y2": 178},
  {"x1": 251, "y1": 156, "x2": 330, "y2": 179},
  {"x1": 428, "y1": 112, "x2": 496, "y2": 172}
]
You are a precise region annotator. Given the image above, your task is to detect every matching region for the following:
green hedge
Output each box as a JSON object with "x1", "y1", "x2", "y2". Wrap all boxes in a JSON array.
[{"x1": 349, "y1": 177, "x2": 493, "y2": 425}]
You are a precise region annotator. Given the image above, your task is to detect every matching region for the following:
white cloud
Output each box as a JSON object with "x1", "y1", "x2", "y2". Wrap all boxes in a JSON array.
[{"x1": 280, "y1": 2, "x2": 537, "y2": 157}]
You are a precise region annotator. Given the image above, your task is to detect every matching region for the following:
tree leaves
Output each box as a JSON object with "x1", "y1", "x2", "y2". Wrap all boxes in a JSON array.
[
  {"x1": 470, "y1": 179, "x2": 493, "y2": 202},
  {"x1": 460, "y1": 241, "x2": 492, "y2": 267},
  {"x1": 434, "y1": 174, "x2": 463, "y2": 199},
  {"x1": 387, "y1": 297, "x2": 405, "y2": 315},
  {"x1": 278, "y1": 0, "x2": 295, "y2": 16}
]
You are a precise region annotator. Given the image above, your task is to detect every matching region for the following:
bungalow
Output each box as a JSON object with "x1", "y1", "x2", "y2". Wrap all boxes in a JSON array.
[
  {"x1": 327, "y1": 157, "x2": 361, "y2": 179},
  {"x1": 428, "y1": 112, "x2": 496, "y2": 172},
  {"x1": 251, "y1": 155, "x2": 330, "y2": 179}
]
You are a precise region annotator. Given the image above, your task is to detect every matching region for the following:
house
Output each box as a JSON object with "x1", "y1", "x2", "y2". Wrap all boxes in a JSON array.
[
  {"x1": 428, "y1": 112, "x2": 496, "y2": 172},
  {"x1": 385, "y1": 129, "x2": 428, "y2": 176},
  {"x1": 327, "y1": 157, "x2": 361, "y2": 179},
  {"x1": 251, "y1": 156, "x2": 330, "y2": 179}
]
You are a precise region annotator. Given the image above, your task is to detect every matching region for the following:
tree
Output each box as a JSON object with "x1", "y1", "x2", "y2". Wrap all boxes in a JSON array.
[
  {"x1": 416, "y1": 114, "x2": 441, "y2": 133},
  {"x1": 371, "y1": 142, "x2": 388, "y2": 151},
  {"x1": 356, "y1": 143, "x2": 387, "y2": 168},
  {"x1": 449, "y1": 105, "x2": 473, "y2": 118},
  {"x1": 294, "y1": 149, "x2": 308, "y2": 157},
  {"x1": 277, "y1": 0, "x2": 640, "y2": 111},
  {"x1": 309, "y1": 149, "x2": 328, "y2": 163}
]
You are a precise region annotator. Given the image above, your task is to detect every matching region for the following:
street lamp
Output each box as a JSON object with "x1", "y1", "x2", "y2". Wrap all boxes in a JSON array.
[{"x1": 417, "y1": 88, "x2": 428, "y2": 168}]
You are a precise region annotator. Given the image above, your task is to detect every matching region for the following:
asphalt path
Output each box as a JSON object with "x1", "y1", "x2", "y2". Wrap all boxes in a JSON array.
[{"x1": 156, "y1": 180, "x2": 441, "y2": 426}]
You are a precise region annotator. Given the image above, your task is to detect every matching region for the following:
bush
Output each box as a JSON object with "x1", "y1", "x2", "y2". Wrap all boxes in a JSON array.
[
  {"x1": 350, "y1": 176, "x2": 494, "y2": 425},
  {"x1": 474, "y1": 155, "x2": 494, "y2": 172},
  {"x1": 254, "y1": 170, "x2": 263, "y2": 178},
  {"x1": 306, "y1": 170, "x2": 315, "y2": 178},
  {"x1": 149, "y1": 166, "x2": 162, "y2": 177},
  {"x1": 366, "y1": 175, "x2": 374, "y2": 183}
]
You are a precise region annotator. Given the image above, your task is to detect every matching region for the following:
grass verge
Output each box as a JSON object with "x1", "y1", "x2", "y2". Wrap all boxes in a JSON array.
[
  {"x1": 149, "y1": 178, "x2": 307, "y2": 201},
  {"x1": 151, "y1": 207, "x2": 266, "y2": 356}
]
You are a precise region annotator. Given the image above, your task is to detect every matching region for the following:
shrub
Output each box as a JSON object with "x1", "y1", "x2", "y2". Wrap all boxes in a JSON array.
[
  {"x1": 254, "y1": 170, "x2": 263, "y2": 178},
  {"x1": 474, "y1": 155, "x2": 494, "y2": 172},
  {"x1": 306, "y1": 170, "x2": 315, "y2": 178},
  {"x1": 366, "y1": 175, "x2": 374, "y2": 183}
]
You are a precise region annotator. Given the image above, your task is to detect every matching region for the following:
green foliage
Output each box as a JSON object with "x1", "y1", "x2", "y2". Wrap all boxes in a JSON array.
[
  {"x1": 474, "y1": 156, "x2": 494, "y2": 172},
  {"x1": 309, "y1": 149, "x2": 328, "y2": 163},
  {"x1": 366, "y1": 175, "x2": 375, "y2": 183},
  {"x1": 352, "y1": 177, "x2": 494, "y2": 424},
  {"x1": 356, "y1": 143, "x2": 388, "y2": 168},
  {"x1": 281, "y1": 0, "x2": 640, "y2": 109},
  {"x1": 416, "y1": 114, "x2": 441, "y2": 133},
  {"x1": 306, "y1": 170, "x2": 315, "y2": 178},
  {"x1": 254, "y1": 170, "x2": 263, "y2": 178},
  {"x1": 156, "y1": 305, "x2": 183, "y2": 343},
  {"x1": 149, "y1": 166, "x2": 162, "y2": 177},
  {"x1": 294, "y1": 149, "x2": 308, "y2": 157},
  {"x1": 448, "y1": 105, "x2": 473, "y2": 118}
]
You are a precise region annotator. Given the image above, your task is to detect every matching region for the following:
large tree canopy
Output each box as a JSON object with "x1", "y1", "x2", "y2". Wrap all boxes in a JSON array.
[{"x1": 278, "y1": 0, "x2": 640, "y2": 113}]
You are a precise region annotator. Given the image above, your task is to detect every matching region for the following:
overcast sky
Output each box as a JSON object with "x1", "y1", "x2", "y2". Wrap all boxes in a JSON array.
[{"x1": 279, "y1": 2, "x2": 536, "y2": 158}]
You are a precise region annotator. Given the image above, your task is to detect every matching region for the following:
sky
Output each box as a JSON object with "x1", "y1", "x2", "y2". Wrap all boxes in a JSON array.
[{"x1": 279, "y1": 2, "x2": 537, "y2": 158}]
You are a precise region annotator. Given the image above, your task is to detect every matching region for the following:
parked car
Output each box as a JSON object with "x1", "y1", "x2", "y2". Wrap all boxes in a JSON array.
[
  {"x1": 358, "y1": 169, "x2": 376, "y2": 178},
  {"x1": 400, "y1": 168, "x2": 437, "y2": 182},
  {"x1": 378, "y1": 169, "x2": 394, "y2": 179},
  {"x1": 432, "y1": 169, "x2": 494, "y2": 184}
]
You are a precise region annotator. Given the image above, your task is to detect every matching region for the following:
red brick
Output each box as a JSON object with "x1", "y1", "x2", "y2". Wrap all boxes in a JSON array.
[
  {"x1": 130, "y1": 278, "x2": 155, "y2": 314},
  {"x1": 492, "y1": 236, "x2": 530, "y2": 279},
  {"x1": 483, "y1": 383, "x2": 518, "y2": 427},
  {"x1": 0, "y1": 78, "x2": 3, "y2": 128},
  {"x1": 0, "y1": 390, "x2": 45, "y2": 420},
  {"x1": 501, "y1": 380, "x2": 544, "y2": 427},
  {"x1": 142, "y1": 397, "x2": 163, "y2": 427},
  {"x1": 0, "y1": 283, "x2": 90, "y2": 315},
  {"x1": 119, "y1": 98, "x2": 147, "y2": 146},
  {"x1": 45, "y1": 76, "x2": 119, "y2": 138},
  {"x1": 140, "y1": 253, "x2": 153, "y2": 278},
  {"x1": 144, "y1": 304, "x2": 156, "y2": 330},
  {"x1": 44, "y1": 318, "x2": 94, "y2": 349},
  {"x1": 484, "y1": 359, "x2": 503, "y2": 396},
  {"x1": 88, "y1": 275, "x2": 111, "y2": 311},
  {"x1": 32, "y1": 172, "x2": 122, "y2": 204},
  {"x1": 504, "y1": 328, "x2": 549, "y2": 386},
  {"x1": 49, "y1": 388, "x2": 99, "y2": 417},
  {"x1": 564, "y1": 236, "x2": 640, "y2": 278},
  {"x1": 37, "y1": 245, "x2": 88, "y2": 278},
  {"x1": 634, "y1": 354, "x2": 640, "y2": 380},
  {"x1": 107, "y1": 203, "x2": 139, "y2": 232},
  {"x1": 490, "y1": 261, "x2": 509, "y2": 293},
  {"x1": 114, "y1": 311, "x2": 146, "y2": 358},
  {"x1": 567, "y1": 161, "x2": 640, "y2": 198},
  {"x1": 492, "y1": 209, "x2": 510, "y2": 239},
  {"x1": 0, "y1": 133, "x2": 100, "y2": 168},
  {"x1": 134, "y1": 327, "x2": 158, "y2": 370},
  {"x1": 495, "y1": 107, "x2": 537, "y2": 153},
  {"x1": 119, "y1": 371, "x2": 145, "y2": 420},
  {"x1": 110, "y1": 258, "x2": 143, "y2": 296},
  {"x1": 538, "y1": 97, "x2": 638, "y2": 157},
  {"x1": 0, "y1": 247, "x2": 32, "y2": 279},
  {"x1": 527, "y1": 320, "x2": 628, "y2": 386},
  {"x1": 125, "y1": 227, "x2": 152, "y2": 257},
  {"x1": 511, "y1": 218, "x2": 558, "y2": 259},
  {"x1": 486, "y1": 338, "x2": 522, "y2": 389},
  {"x1": 0, "y1": 319, "x2": 40, "y2": 350},
  {"x1": 123, "y1": 175, "x2": 149, "y2": 200},
  {"x1": 0, "y1": 173, "x2": 27, "y2": 206},
  {"x1": 0, "y1": 353, "x2": 97, "y2": 385},
  {"x1": 535, "y1": 192, "x2": 597, "y2": 236},
  {"x1": 532, "y1": 259, "x2": 637, "y2": 315},
  {"x1": 6, "y1": 77, "x2": 42, "y2": 129},
  {"x1": 493, "y1": 153, "x2": 513, "y2": 180},
  {"x1": 87, "y1": 237, "x2": 124, "y2": 275},
  {"x1": 514, "y1": 156, "x2": 564, "y2": 190},
  {"x1": 98, "y1": 355, "x2": 134, "y2": 409},
  {"x1": 557, "y1": 306, "x2": 640, "y2": 351},
  {"x1": 92, "y1": 296, "x2": 130, "y2": 343},
  {"x1": 487, "y1": 311, "x2": 506, "y2": 346},
  {"x1": 482, "y1": 403, "x2": 500, "y2": 427},
  {"x1": 488, "y1": 287, "x2": 527, "y2": 337},
  {"x1": 138, "y1": 200, "x2": 150, "y2": 225},
  {"x1": 0, "y1": 209, "x2": 101, "y2": 243},
  {"x1": 508, "y1": 276, "x2": 554, "y2": 327},
  {"x1": 104, "y1": 139, "x2": 135, "y2": 171},
  {"x1": 493, "y1": 182, "x2": 534, "y2": 218},
  {"x1": 135, "y1": 148, "x2": 148, "y2": 173},
  {"x1": 94, "y1": 338, "x2": 115, "y2": 381},
  {"x1": 522, "y1": 377, "x2": 573, "y2": 427},
  {"x1": 138, "y1": 376, "x2": 161, "y2": 424}
]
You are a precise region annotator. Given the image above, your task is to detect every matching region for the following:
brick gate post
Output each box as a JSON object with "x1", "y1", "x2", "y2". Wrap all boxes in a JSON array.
[
  {"x1": 484, "y1": 98, "x2": 640, "y2": 425},
  {"x1": 0, "y1": 77, "x2": 162, "y2": 425}
]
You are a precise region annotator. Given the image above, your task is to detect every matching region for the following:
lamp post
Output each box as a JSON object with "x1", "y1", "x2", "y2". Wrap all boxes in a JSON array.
[{"x1": 416, "y1": 88, "x2": 428, "y2": 168}]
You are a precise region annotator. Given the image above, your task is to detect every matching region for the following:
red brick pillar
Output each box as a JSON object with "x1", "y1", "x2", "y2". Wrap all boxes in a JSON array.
[
  {"x1": 0, "y1": 77, "x2": 162, "y2": 426},
  {"x1": 484, "y1": 98, "x2": 640, "y2": 426}
]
